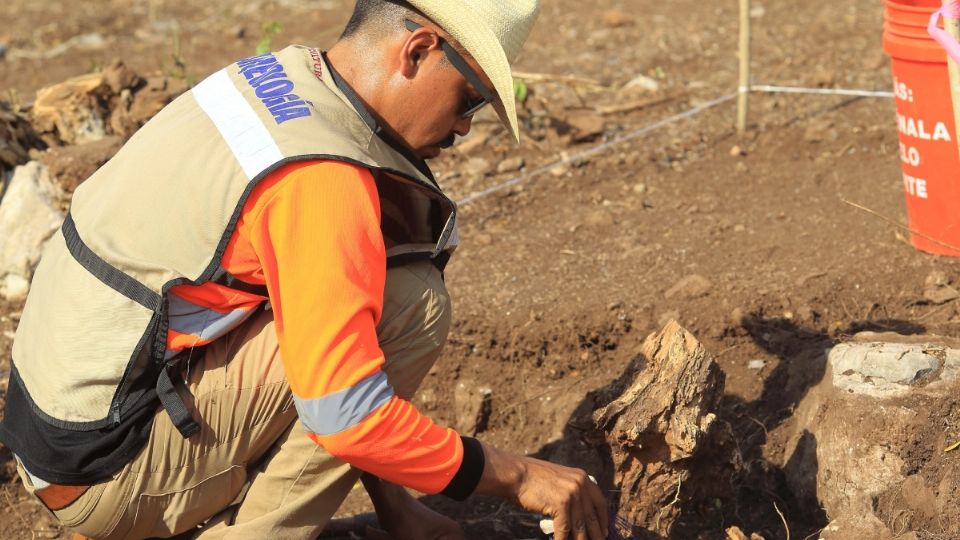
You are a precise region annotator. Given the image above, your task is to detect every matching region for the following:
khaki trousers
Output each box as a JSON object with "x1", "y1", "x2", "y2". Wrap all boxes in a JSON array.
[{"x1": 24, "y1": 260, "x2": 451, "y2": 539}]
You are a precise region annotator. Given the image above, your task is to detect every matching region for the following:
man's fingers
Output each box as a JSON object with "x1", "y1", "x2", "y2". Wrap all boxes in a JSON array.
[
  {"x1": 586, "y1": 482, "x2": 610, "y2": 538},
  {"x1": 581, "y1": 497, "x2": 605, "y2": 540},
  {"x1": 567, "y1": 493, "x2": 589, "y2": 540},
  {"x1": 553, "y1": 509, "x2": 570, "y2": 540}
]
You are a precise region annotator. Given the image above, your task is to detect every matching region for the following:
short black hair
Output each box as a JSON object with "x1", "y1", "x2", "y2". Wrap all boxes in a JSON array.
[{"x1": 340, "y1": 0, "x2": 417, "y2": 40}]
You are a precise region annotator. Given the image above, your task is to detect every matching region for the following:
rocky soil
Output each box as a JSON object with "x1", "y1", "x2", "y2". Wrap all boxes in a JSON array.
[{"x1": 3, "y1": 0, "x2": 960, "y2": 539}]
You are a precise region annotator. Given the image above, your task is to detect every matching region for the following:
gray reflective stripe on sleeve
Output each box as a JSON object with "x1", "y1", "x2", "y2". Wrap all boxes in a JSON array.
[
  {"x1": 192, "y1": 69, "x2": 283, "y2": 180},
  {"x1": 293, "y1": 370, "x2": 395, "y2": 436},
  {"x1": 167, "y1": 294, "x2": 258, "y2": 341},
  {"x1": 13, "y1": 455, "x2": 50, "y2": 490},
  {"x1": 445, "y1": 222, "x2": 460, "y2": 252}
]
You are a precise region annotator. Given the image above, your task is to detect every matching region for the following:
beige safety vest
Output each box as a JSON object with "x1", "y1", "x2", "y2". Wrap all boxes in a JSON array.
[{"x1": 2, "y1": 46, "x2": 458, "y2": 484}]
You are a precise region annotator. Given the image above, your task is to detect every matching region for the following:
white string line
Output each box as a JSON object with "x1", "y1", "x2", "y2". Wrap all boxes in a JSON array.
[
  {"x1": 457, "y1": 93, "x2": 737, "y2": 206},
  {"x1": 457, "y1": 83, "x2": 892, "y2": 207},
  {"x1": 740, "y1": 84, "x2": 894, "y2": 98}
]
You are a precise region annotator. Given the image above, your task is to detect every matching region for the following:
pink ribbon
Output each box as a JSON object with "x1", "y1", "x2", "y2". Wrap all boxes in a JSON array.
[{"x1": 930, "y1": 2, "x2": 960, "y2": 63}]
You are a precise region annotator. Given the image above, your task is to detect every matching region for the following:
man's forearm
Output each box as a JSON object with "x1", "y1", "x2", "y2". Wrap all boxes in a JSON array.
[
  {"x1": 361, "y1": 472, "x2": 412, "y2": 514},
  {"x1": 471, "y1": 441, "x2": 527, "y2": 500}
]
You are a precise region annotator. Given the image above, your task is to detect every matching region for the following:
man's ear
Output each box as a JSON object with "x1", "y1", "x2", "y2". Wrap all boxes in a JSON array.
[{"x1": 399, "y1": 28, "x2": 442, "y2": 79}]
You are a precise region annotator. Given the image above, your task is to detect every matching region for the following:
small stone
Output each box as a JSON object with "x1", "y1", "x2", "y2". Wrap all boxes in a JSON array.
[
  {"x1": 0, "y1": 274, "x2": 30, "y2": 301},
  {"x1": 749, "y1": 6, "x2": 766, "y2": 18},
  {"x1": 474, "y1": 233, "x2": 493, "y2": 246},
  {"x1": 463, "y1": 157, "x2": 491, "y2": 177},
  {"x1": 229, "y1": 24, "x2": 247, "y2": 39},
  {"x1": 416, "y1": 387, "x2": 438, "y2": 411},
  {"x1": 454, "y1": 380, "x2": 493, "y2": 436},
  {"x1": 924, "y1": 285, "x2": 960, "y2": 305},
  {"x1": 733, "y1": 224, "x2": 746, "y2": 233},
  {"x1": 622, "y1": 74, "x2": 659, "y2": 93},
  {"x1": 497, "y1": 156, "x2": 525, "y2": 174},
  {"x1": 796, "y1": 305, "x2": 815, "y2": 323},
  {"x1": 455, "y1": 129, "x2": 491, "y2": 155},
  {"x1": 0, "y1": 44, "x2": 7, "y2": 61},
  {"x1": 725, "y1": 526, "x2": 749, "y2": 540},
  {"x1": 633, "y1": 182, "x2": 647, "y2": 194},
  {"x1": 730, "y1": 307, "x2": 745, "y2": 325},
  {"x1": 729, "y1": 145, "x2": 746, "y2": 157},
  {"x1": 665, "y1": 274, "x2": 713, "y2": 300},
  {"x1": 747, "y1": 359, "x2": 766, "y2": 370},
  {"x1": 925, "y1": 269, "x2": 950, "y2": 287},
  {"x1": 565, "y1": 109, "x2": 605, "y2": 142},
  {"x1": 584, "y1": 209, "x2": 615, "y2": 227},
  {"x1": 803, "y1": 118, "x2": 837, "y2": 143},
  {"x1": 814, "y1": 68, "x2": 837, "y2": 87},
  {"x1": 603, "y1": 9, "x2": 631, "y2": 28}
]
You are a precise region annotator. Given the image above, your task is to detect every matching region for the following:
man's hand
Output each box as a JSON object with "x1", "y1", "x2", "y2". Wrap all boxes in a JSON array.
[
  {"x1": 361, "y1": 473, "x2": 466, "y2": 540},
  {"x1": 474, "y1": 442, "x2": 609, "y2": 540}
]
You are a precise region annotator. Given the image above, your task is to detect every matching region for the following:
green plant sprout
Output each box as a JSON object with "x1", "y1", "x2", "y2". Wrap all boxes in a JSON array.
[{"x1": 257, "y1": 21, "x2": 283, "y2": 55}]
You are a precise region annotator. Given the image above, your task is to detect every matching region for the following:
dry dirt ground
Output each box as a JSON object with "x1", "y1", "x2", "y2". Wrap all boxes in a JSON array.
[{"x1": 3, "y1": 0, "x2": 960, "y2": 539}]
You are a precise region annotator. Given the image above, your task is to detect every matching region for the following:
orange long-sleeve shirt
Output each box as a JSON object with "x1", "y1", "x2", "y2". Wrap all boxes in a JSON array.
[{"x1": 166, "y1": 160, "x2": 479, "y2": 496}]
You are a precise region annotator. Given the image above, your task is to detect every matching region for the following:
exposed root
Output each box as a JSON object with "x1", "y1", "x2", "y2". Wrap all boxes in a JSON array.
[
  {"x1": 774, "y1": 501, "x2": 790, "y2": 540},
  {"x1": 654, "y1": 475, "x2": 682, "y2": 533}
]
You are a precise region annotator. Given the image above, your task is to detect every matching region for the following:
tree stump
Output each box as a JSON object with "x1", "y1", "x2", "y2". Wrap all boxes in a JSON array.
[
  {"x1": 592, "y1": 320, "x2": 726, "y2": 537},
  {"x1": 0, "y1": 102, "x2": 45, "y2": 171}
]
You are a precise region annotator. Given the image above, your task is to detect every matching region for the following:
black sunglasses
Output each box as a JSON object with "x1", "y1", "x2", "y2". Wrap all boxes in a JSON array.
[{"x1": 404, "y1": 19, "x2": 495, "y2": 118}]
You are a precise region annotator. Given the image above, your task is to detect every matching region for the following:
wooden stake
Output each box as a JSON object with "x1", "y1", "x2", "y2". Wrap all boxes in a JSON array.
[
  {"x1": 943, "y1": 1, "x2": 960, "y2": 158},
  {"x1": 737, "y1": 0, "x2": 751, "y2": 133}
]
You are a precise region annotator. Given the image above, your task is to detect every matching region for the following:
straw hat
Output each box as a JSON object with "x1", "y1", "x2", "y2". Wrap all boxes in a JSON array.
[{"x1": 409, "y1": 0, "x2": 540, "y2": 141}]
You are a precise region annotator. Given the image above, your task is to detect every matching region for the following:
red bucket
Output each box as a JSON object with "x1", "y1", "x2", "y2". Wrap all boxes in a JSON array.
[{"x1": 883, "y1": 0, "x2": 960, "y2": 256}]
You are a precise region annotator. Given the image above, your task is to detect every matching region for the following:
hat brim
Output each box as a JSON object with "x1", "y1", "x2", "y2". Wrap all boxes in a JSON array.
[{"x1": 412, "y1": 2, "x2": 521, "y2": 142}]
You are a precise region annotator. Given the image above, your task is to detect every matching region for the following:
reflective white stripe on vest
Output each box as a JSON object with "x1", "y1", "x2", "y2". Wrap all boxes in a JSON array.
[
  {"x1": 167, "y1": 294, "x2": 258, "y2": 342},
  {"x1": 192, "y1": 69, "x2": 284, "y2": 180},
  {"x1": 293, "y1": 370, "x2": 394, "y2": 436}
]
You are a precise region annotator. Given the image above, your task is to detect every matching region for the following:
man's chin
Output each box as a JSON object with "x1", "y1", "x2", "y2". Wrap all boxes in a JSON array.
[{"x1": 417, "y1": 146, "x2": 444, "y2": 160}]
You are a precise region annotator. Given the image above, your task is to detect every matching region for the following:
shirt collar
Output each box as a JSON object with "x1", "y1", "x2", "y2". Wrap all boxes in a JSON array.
[{"x1": 316, "y1": 51, "x2": 435, "y2": 183}]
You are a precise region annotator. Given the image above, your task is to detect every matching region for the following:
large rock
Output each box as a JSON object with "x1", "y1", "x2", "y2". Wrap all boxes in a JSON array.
[
  {"x1": 0, "y1": 161, "x2": 64, "y2": 299},
  {"x1": 777, "y1": 332, "x2": 960, "y2": 539}
]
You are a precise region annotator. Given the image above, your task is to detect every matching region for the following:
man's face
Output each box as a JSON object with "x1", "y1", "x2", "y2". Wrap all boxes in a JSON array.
[{"x1": 387, "y1": 22, "x2": 495, "y2": 160}]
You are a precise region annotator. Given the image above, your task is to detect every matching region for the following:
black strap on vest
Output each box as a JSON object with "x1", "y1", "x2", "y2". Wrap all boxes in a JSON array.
[
  {"x1": 62, "y1": 213, "x2": 200, "y2": 438},
  {"x1": 210, "y1": 267, "x2": 269, "y2": 297},
  {"x1": 62, "y1": 214, "x2": 162, "y2": 312},
  {"x1": 150, "y1": 301, "x2": 201, "y2": 439},
  {"x1": 156, "y1": 365, "x2": 201, "y2": 438}
]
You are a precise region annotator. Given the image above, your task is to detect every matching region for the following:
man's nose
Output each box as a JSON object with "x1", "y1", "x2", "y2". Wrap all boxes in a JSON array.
[{"x1": 453, "y1": 115, "x2": 473, "y2": 137}]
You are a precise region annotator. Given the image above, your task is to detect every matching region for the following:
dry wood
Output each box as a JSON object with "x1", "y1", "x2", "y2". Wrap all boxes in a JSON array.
[
  {"x1": 594, "y1": 91, "x2": 685, "y2": 115},
  {"x1": 592, "y1": 320, "x2": 726, "y2": 534},
  {"x1": 841, "y1": 198, "x2": 960, "y2": 254},
  {"x1": 737, "y1": 0, "x2": 752, "y2": 133},
  {"x1": 511, "y1": 70, "x2": 608, "y2": 90}
]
